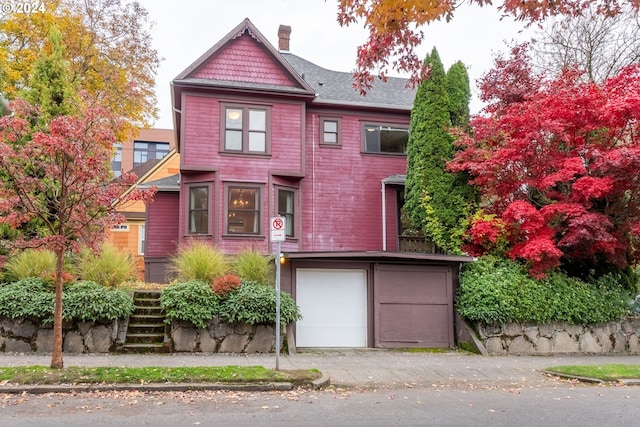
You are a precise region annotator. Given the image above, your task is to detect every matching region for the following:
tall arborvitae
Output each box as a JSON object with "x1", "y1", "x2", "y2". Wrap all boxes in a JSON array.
[
  {"x1": 21, "y1": 26, "x2": 78, "y2": 127},
  {"x1": 446, "y1": 61, "x2": 471, "y2": 128},
  {"x1": 405, "y1": 48, "x2": 477, "y2": 254}
]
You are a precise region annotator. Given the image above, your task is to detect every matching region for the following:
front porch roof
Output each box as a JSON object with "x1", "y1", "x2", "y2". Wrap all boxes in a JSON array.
[{"x1": 382, "y1": 174, "x2": 406, "y2": 186}]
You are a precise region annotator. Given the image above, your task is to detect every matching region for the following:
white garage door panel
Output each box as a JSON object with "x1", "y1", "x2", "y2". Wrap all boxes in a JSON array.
[{"x1": 296, "y1": 269, "x2": 367, "y2": 348}]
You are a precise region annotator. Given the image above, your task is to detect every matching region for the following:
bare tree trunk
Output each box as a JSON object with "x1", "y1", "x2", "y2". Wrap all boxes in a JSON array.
[{"x1": 50, "y1": 248, "x2": 64, "y2": 369}]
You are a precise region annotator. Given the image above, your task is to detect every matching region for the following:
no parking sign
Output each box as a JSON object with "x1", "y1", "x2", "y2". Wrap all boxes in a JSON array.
[{"x1": 270, "y1": 216, "x2": 286, "y2": 242}]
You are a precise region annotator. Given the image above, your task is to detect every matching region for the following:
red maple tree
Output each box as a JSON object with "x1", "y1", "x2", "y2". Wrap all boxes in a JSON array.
[
  {"x1": 0, "y1": 99, "x2": 155, "y2": 368},
  {"x1": 449, "y1": 47, "x2": 640, "y2": 277}
]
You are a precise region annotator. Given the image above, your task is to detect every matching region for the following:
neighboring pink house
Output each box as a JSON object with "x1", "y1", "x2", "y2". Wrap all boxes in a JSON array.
[{"x1": 144, "y1": 18, "x2": 415, "y2": 282}]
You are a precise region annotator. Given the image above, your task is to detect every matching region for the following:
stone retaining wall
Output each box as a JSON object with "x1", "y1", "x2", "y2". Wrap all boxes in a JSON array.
[
  {"x1": 477, "y1": 317, "x2": 640, "y2": 355},
  {"x1": 170, "y1": 317, "x2": 284, "y2": 353},
  {"x1": 0, "y1": 317, "x2": 117, "y2": 353},
  {"x1": 0, "y1": 317, "x2": 284, "y2": 354}
]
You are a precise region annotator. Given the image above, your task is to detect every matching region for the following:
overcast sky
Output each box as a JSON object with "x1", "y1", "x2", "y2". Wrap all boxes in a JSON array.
[{"x1": 137, "y1": 0, "x2": 532, "y2": 129}]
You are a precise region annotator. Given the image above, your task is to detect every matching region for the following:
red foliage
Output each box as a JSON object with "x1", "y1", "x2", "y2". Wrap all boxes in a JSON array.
[
  {"x1": 0, "y1": 99, "x2": 156, "y2": 254},
  {"x1": 450, "y1": 47, "x2": 640, "y2": 275},
  {"x1": 211, "y1": 274, "x2": 242, "y2": 296}
]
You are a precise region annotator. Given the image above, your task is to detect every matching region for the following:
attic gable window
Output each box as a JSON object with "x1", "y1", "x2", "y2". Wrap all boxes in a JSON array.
[
  {"x1": 363, "y1": 124, "x2": 408, "y2": 154},
  {"x1": 222, "y1": 104, "x2": 271, "y2": 154}
]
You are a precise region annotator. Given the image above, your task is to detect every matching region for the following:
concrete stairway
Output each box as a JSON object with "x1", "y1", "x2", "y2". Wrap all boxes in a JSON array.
[{"x1": 123, "y1": 290, "x2": 168, "y2": 353}]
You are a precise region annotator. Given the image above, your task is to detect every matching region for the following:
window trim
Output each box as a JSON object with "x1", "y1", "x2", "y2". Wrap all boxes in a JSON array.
[
  {"x1": 361, "y1": 122, "x2": 409, "y2": 155},
  {"x1": 224, "y1": 184, "x2": 263, "y2": 237},
  {"x1": 186, "y1": 183, "x2": 212, "y2": 236},
  {"x1": 138, "y1": 224, "x2": 146, "y2": 255},
  {"x1": 320, "y1": 117, "x2": 341, "y2": 147},
  {"x1": 276, "y1": 186, "x2": 298, "y2": 239},
  {"x1": 220, "y1": 103, "x2": 272, "y2": 155}
]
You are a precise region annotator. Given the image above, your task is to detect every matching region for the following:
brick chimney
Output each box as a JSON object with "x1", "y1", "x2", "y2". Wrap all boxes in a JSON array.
[{"x1": 278, "y1": 25, "x2": 291, "y2": 51}]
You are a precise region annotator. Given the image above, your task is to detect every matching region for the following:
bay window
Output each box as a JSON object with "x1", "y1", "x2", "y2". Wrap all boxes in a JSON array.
[{"x1": 227, "y1": 186, "x2": 261, "y2": 235}]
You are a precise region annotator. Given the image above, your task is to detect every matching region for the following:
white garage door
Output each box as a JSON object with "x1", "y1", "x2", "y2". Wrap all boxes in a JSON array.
[{"x1": 296, "y1": 268, "x2": 367, "y2": 348}]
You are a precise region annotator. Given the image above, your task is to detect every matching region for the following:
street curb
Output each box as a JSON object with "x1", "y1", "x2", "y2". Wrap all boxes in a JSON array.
[
  {"x1": 1, "y1": 375, "x2": 334, "y2": 394},
  {"x1": 0, "y1": 382, "x2": 295, "y2": 395},
  {"x1": 312, "y1": 373, "x2": 331, "y2": 389},
  {"x1": 540, "y1": 370, "x2": 604, "y2": 384}
]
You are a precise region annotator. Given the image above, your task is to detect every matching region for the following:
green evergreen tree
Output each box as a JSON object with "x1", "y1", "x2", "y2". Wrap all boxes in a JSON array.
[
  {"x1": 404, "y1": 48, "x2": 477, "y2": 254},
  {"x1": 446, "y1": 61, "x2": 471, "y2": 128},
  {"x1": 21, "y1": 26, "x2": 78, "y2": 127}
]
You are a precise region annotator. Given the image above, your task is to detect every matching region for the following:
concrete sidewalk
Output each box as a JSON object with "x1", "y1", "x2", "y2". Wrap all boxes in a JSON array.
[{"x1": 2, "y1": 350, "x2": 639, "y2": 389}]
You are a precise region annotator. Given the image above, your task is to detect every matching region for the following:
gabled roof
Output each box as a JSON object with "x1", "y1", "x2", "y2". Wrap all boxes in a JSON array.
[
  {"x1": 172, "y1": 18, "x2": 318, "y2": 151},
  {"x1": 117, "y1": 149, "x2": 179, "y2": 200},
  {"x1": 174, "y1": 18, "x2": 312, "y2": 91}
]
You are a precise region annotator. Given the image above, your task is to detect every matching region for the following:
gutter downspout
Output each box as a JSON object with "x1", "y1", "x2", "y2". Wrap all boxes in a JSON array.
[{"x1": 381, "y1": 180, "x2": 387, "y2": 251}]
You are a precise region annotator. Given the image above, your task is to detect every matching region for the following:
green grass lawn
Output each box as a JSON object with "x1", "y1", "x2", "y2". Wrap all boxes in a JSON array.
[
  {"x1": 545, "y1": 364, "x2": 640, "y2": 381},
  {"x1": 0, "y1": 366, "x2": 321, "y2": 386}
]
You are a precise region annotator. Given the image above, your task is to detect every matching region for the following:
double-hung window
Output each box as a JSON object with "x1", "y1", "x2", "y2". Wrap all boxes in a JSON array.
[
  {"x1": 320, "y1": 118, "x2": 341, "y2": 146},
  {"x1": 223, "y1": 105, "x2": 270, "y2": 154},
  {"x1": 227, "y1": 186, "x2": 261, "y2": 235},
  {"x1": 277, "y1": 189, "x2": 295, "y2": 238},
  {"x1": 363, "y1": 124, "x2": 409, "y2": 154},
  {"x1": 188, "y1": 186, "x2": 209, "y2": 234}
]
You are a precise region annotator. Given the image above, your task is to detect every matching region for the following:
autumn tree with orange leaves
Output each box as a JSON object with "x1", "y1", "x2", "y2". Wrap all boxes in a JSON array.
[
  {"x1": 336, "y1": 0, "x2": 640, "y2": 93},
  {"x1": 0, "y1": 0, "x2": 160, "y2": 137}
]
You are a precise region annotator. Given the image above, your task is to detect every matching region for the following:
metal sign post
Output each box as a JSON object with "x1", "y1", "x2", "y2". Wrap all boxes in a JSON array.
[{"x1": 270, "y1": 216, "x2": 286, "y2": 370}]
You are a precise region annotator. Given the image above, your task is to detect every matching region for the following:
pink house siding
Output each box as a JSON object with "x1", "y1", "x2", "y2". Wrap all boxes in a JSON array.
[
  {"x1": 301, "y1": 112, "x2": 408, "y2": 251},
  {"x1": 192, "y1": 34, "x2": 295, "y2": 87},
  {"x1": 146, "y1": 192, "x2": 179, "y2": 257},
  {"x1": 181, "y1": 94, "x2": 304, "y2": 172},
  {"x1": 181, "y1": 94, "x2": 218, "y2": 169}
]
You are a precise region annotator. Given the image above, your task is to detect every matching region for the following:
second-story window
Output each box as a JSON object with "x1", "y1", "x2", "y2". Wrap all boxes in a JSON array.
[
  {"x1": 321, "y1": 118, "x2": 341, "y2": 146},
  {"x1": 363, "y1": 124, "x2": 408, "y2": 154},
  {"x1": 223, "y1": 105, "x2": 270, "y2": 154}
]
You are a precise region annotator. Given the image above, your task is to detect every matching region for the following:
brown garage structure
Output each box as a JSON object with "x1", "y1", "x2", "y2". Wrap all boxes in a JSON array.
[{"x1": 279, "y1": 251, "x2": 474, "y2": 350}]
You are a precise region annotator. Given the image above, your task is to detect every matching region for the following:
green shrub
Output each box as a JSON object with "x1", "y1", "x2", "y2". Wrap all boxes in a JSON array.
[
  {"x1": 76, "y1": 243, "x2": 137, "y2": 288},
  {"x1": 0, "y1": 278, "x2": 54, "y2": 320},
  {"x1": 233, "y1": 249, "x2": 274, "y2": 285},
  {"x1": 62, "y1": 281, "x2": 135, "y2": 322},
  {"x1": 456, "y1": 256, "x2": 631, "y2": 324},
  {"x1": 169, "y1": 241, "x2": 229, "y2": 283},
  {"x1": 3, "y1": 249, "x2": 57, "y2": 283},
  {"x1": 0, "y1": 278, "x2": 133, "y2": 323},
  {"x1": 160, "y1": 280, "x2": 220, "y2": 328},
  {"x1": 219, "y1": 280, "x2": 302, "y2": 325}
]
